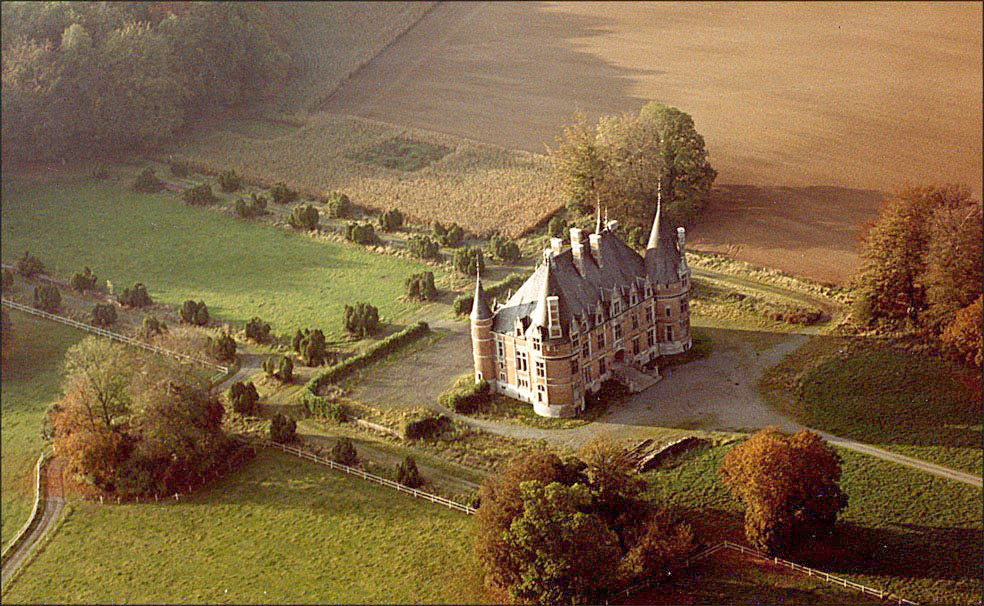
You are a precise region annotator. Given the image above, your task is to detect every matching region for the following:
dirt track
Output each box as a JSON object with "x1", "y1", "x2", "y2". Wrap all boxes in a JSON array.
[{"x1": 323, "y1": 1, "x2": 982, "y2": 284}]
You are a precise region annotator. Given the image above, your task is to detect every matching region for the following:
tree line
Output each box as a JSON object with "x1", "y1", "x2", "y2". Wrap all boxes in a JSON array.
[{"x1": 2, "y1": 2, "x2": 296, "y2": 162}]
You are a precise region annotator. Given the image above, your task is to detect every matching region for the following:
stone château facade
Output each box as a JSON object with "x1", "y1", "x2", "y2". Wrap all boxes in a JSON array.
[{"x1": 471, "y1": 200, "x2": 692, "y2": 417}]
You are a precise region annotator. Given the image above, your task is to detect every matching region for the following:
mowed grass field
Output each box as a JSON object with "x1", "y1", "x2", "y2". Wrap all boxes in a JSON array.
[
  {"x1": 2, "y1": 449, "x2": 486, "y2": 604},
  {"x1": 646, "y1": 443, "x2": 983, "y2": 605},
  {"x1": 170, "y1": 112, "x2": 563, "y2": 238},
  {"x1": 761, "y1": 338, "x2": 983, "y2": 476},
  {"x1": 0, "y1": 310, "x2": 85, "y2": 546},
  {"x1": 0, "y1": 172, "x2": 440, "y2": 339}
]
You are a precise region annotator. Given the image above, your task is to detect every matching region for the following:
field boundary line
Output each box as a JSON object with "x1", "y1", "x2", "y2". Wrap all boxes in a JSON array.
[
  {"x1": 253, "y1": 438, "x2": 476, "y2": 515},
  {"x1": 607, "y1": 540, "x2": 917, "y2": 605},
  {"x1": 0, "y1": 452, "x2": 49, "y2": 568},
  {"x1": 1, "y1": 298, "x2": 227, "y2": 381}
]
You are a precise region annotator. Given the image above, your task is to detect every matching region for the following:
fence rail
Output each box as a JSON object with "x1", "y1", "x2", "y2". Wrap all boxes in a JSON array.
[
  {"x1": 1, "y1": 298, "x2": 228, "y2": 379},
  {"x1": 261, "y1": 439, "x2": 476, "y2": 515}
]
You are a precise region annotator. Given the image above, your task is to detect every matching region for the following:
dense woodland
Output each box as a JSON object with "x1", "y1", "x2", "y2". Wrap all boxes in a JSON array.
[{"x1": 2, "y1": 1, "x2": 297, "y2": 162}]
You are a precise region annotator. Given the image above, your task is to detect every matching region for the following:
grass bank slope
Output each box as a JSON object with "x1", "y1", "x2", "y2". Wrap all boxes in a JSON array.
[
  {"x1": 3, "y1": 449, "x2": 485, "y2": 604},
  {"x1": 0, "y1": 172, "x2": 436, "y2": 339},
  {"x1": 0, "y1": 311, "x2": 85, "y2": 545}
]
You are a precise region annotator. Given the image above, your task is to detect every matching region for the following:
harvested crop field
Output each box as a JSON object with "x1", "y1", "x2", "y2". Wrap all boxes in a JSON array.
[{"x1": 318, "y1": 1, "x2": 982, "y2": 284}]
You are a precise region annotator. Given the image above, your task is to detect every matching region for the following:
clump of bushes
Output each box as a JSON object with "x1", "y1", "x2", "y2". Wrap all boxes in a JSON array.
[
  {"x1": 16, "y1": 251, "x2": 45, "y2": 278},
  {"x1": 119, "y1": 283, "x2": 153, "y2": 308},
  {"x1": 490, "y1": 233, "x2": 521, "y2": 264},
  {"x1": 218, "y1": 170, "x2": 241, "y2": 192},
  {"x1": 433, "y1": 221, "x2": 465, "y2": 247},
  {"x1": 344, "y1": 302, "x2": 380, "y2": 337},
  {"x1": 402, "y1": 412, "x2": 453, "y2": 441},
  {"x1": 326, "y1": 192, "x2": 354, "y2": 218},
  {"x1": 452, "y1": 273, "x2": 528, "y2": 315},
  {"x1": 209, "y1": 332, "x2": 236, "y2": 363},
  {"x1": 345, "y1": 221, "x2": 379, "y2": 246},
  {"x1": 263, "y1": 355, "x2": 293, "y2": 383},
  {"x1": 169, "y1": 159, "x2": 189, "y2": 177},
  {"x1": 33, "y1": 284, "x2": 61, "y2": 312},
  {"x1": 245, "y1": 317, "x2": 272, "y2": 343},
  {"x1": 183, "y1": 183, "x2": 217, "y2": 206},
  {"x1": 307, "y1": 322, "x2": 429, "y2": 391},
  {"x1": 289, "y1": 204, "x2": 320, "y2": 230},
  {"x1": 405, "y1": 271, "x2": 438, "y2": 301},
  {"x1": 229, "y1": 381, "x2": 260, "y2": 415},
  {"x1": 234, "y1": 193, "x2": 268, "y2": 219},
  {"x1": 271, "y1": 181, "x2": 298, "y2": 205},
  {"x1": 626, "y1": 225, "x2": 646, "y2": 249},
  {"x1": 439, "y1": 379, "x2": 490, "y2": 414},
  {"x1": 293, "y1": 328, "x2": 330, "y2": 366},
  {"x1": 548, "y1": 215, "x2": 567, "y2": 238},
  {"x1": 70, "y1": 267, "x2": 98, "y2": 292},
  {"x1": 270, "y1": 413, "x2": 296, "y2": 444},
  {"x1": 180, "y1": 300, "x2": 209, "y2": 326},
  {"x1": 133, "y1": 168, "x2": 164, "y2": 193},
  {"x1": 143, "y1": 316, "x2": 168, "y2": 337},
  {"x1": 407, "y1": 235, "x2": 441, "y2": 261},
  {"x1": 396, "y1": 455, "x2": 423, "y2": 488},
  {"x1": 379, "y1": 208, "x2": 404, "y2": 232},
  {"x1": 91, "y1": 303, "x2": 117, "y2": 327},
  {"x1": 452, "y1": 247, "x2": 485, "y2": 276},
  {"x1": 300, "y1": 391, "x2": 349, "y2": 423},
  {"x1": 331, "y1": 438, "x2": 359, "y2": 466}
]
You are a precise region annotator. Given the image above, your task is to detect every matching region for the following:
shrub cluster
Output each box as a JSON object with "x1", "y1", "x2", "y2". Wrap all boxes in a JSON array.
[
  {"x1": 405, "y1": 271, "x2": 438, "y2": 301},
  {"x1": 293, "y1": 328, "x2": 330, "y2": 366},
  {"x1": 433, "y1": 221, "x2": 465, "y2": 247},
  {"x1": 452, "y1": 247, "x2": 485, "y2": 276},
  {"x1": 208, "y1": 333, "x2": 236, "y2": 363},
  {"x1": 180, "y1": 300, "x2": 209, "y2": 325},
  {"x1": 439, "y1": 380, "x2": 490, "y2": 414},
  {"x1": 119, "y1": 283, "x2": 153, "y2": 308},
  {"x1": 379, "y1": 208, "x2": 404, "y2": 232},
  {"x1": 547, "y1": 216, "x2": 567, "y2": 239},
  {"x1": 218, "y1": 170, "x2": 241, "y2": 193},
  {"x1": 452, "y1": 273, "x2": 529, "y2": 315},
  {"x1": 142, "y1": 316, "x2": 168, "y2": 337},
  {"x1": 289, "y1": 204, "x2": 320, "y2": 230},
  {"x1": 325, "y1": 192, "x2": 353, "y2": 218},
  {"x1": 331, "y1": 438, "x2": 359, "y2": 466},
  {"x1": 33, "y1": 284, "x2": 61, "y2": 312},
  {"x1": 263, "y1": 355, "x2": 293, "y2": 383},
  {"x1": 407, "y1": 234, "x2": 441, "y2": 260},
  {"x1": 91, "y1": 303, "x2": 117, "y2": 327},
  {"x1": 396, "y1": 455, "x2": 423, "y2": 488},
  {"x1": 490, "y1": 234, "x2": 521, "y2": 264},
  {"x1": 70, "y1": 267, "x2": 98, "y2": 292},
  {"x1": 16, "y1": 251, "x2": 45, "y2": 278},
  {"x1": 307, "y1": 322, "x2": 429, "y2": 393},
  {"x1": 626, "y1": 225, "x2": 646, "y2": 250},
  {"x1": 183, "y1": 183, "x2": 217, "y2": 206},
  {"x1": 245, "y1": 317, "x2": 272, "y2": 343},
  {"x1": 169, "y1": 159, "x2": 189, "y2": 178},
  {"x1": 133, "y1": 168, "x2": 165, "y2": 193},
  {"x1": 229, "y1": 381, "x2": 259, "y2": 415},
  {"x1": 402, "y1": 412, "x2": 453, "y2": 440},
  {"x1": 270, "y1": 181, "x2": 298, "y2": 205},
  {"x1": 234, "y1": 193, "x2": 268, "y2": 219},
  {"x1": 270, "y1": 413, "x2": 297, "y2": 444},
  {"x1": 300, "y1": 390, "x2": 348, "y2": 423},
  {"x1": 344, "y1": 302, "x2": 380, "y2": 337},
  {"x1": 345, "y1": 222, "x2": 379, "y2": 246}
]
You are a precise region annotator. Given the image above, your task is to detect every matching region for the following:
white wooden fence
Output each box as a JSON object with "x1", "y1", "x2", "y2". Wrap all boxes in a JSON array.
[
  {"x1": 1, "y1": 298, "x2": 228, "y2": 381},
  {"x1": 261, "y1": 439, "x2": 477, "y2": 515},
  {"x1": 608, "y1": 539, "x2": 917, "y2": 605}
]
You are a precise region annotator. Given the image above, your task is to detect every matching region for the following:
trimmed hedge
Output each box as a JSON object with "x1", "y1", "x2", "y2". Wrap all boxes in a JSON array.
[
  {"x1": 300, "y1": 391, "x2": 349, "y2": 423},
  {"x1": 452, "y1": 273, "x2": 530, "y2": 315},
  {"x1": 307, "y1": 321, "x2": 430, "y2": 395},
  {"x1": 439, "y1": 379, "x2": 490, "y2": 414},
  {"x1": 402, "y1": 412, "x2": 453, "y2": 440}
]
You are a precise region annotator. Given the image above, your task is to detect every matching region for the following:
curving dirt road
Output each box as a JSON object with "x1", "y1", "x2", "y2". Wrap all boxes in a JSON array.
[{"x1": 1, "y1": 458, "x2": 66, "y2": 589}]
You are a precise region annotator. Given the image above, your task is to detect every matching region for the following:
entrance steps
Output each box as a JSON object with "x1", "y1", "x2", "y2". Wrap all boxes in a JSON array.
[{"x1": 611, "y1": 362, "x2": 661, "y2": 393}]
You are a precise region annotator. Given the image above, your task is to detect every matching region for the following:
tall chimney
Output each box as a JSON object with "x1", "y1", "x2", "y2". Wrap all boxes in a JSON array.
[
  {"x1": 589, "y1": 233, "x2": 602, "y2": 267},
  {"x1": 550, "y1": 237, "x2": 563, "y2": 256},
  {"x1": 570, "y1": 228, "x2": 585, "y2": 275}
]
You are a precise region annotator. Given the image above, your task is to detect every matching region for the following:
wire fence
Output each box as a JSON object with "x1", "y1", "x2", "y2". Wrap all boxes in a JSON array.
[{"x1": 1, "y1": 298, "x2": 228, "y2": 382}]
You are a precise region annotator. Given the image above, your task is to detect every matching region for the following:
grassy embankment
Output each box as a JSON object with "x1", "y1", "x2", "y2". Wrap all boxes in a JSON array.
[
  {"x1": 0, "y1": 172, "x2": 441, "y2": 341},
  {"x1": 0, "y1": 311, "x2": 86, "y2": 546},
  {"x1": 1, "y1": 449, "x2": 486, "y2": 604},
  {"x1": 646, "y1": 442, "x2": 982, "y2": 605},
  {"x1": 761, "y1": 337, "x2": 982, "y2": 475}
]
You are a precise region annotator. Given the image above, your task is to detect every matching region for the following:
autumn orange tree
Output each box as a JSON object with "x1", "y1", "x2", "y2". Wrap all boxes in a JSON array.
[
  {"x1": 475, "y1": 442, "x2": 694, "y2": 604},
  {"x1": 720, "y1": 427, "x2": 848, "y2": 555}
]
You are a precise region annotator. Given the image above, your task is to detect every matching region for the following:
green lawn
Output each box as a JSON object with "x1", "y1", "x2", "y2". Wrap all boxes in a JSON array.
[
  {"x1": 0, "y1": 172, "x2": 440, "y2": 339},
  {"x1": 3, "y1": 449, "x2": 486, "y2": 604},
  {"x1": 646, "y1": 442, "x2": 983, "y2": 605},
  {"x1": 761, "y1": 337, "x2": 983, "y2": 475},
  {"x1": 1, "y1": 310, "x2": 86, "y2": 546}
]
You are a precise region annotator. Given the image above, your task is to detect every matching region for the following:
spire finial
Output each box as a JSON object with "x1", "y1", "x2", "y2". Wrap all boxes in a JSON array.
[{"x1": 595, "y1": 196, "x2": 602, "y2": 234}]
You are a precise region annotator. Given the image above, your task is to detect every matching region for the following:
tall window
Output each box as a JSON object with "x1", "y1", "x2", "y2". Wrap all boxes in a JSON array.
[
  {"x1": 614, "y1": 324, "x2": 623, "y2": 341},
  {"x1": 570, "y1": 360, "x2": 578, "y2": 374},
  {"x1": 665, "y1": 326, "x2": 674, "y2": 341},
  {"x1": 665, "y1": 305, "x2": 672, "y2": 318},
  {"x1": 631, "y1": 314, "x2": 638, "y2": 330},
  {"x1": 582, "y1": 366, "x2": 591, "y2": 384},
  {"x1": 612, "y1": 300, "x2": 621, "y2": 316},
  {"x1": 496, "y1": 336, "x2": 504, "y2": 358},
  {"x1": 599, "y1": 357, "x2": 606, "y2": 376},
  {"x1": 648, "y1": 305, "x2": 655, "y2": 324},
  {"x1": 535, "y1": 360, "x2": 545, "y2": 377},
  {"x1": 537, "y1": 384, "x2": 546, "y2": 402},
  {"x1": 516, "y1": 350, "x2": 529, "y2": 373},
  {"x1": 596, "y1": 332, "x2": 605, "y2": 350},
  {"x1": 582, "y1": 340, "x2": 590, "y2": 359},
  {"x1": 532, "y1": 336, "x2": 541, "y2": 352},
  {"x1": 632, "y1": 336, "x2": 640, "y2": 355},
  {"x1": 648, "y1": 327, "x2": 656, "y2": 348},
  {"x1": 630, "y1": 291, "x2": 638, "y2": 306},
  {"x1": 547, "y1": 296, "x2": 561, "y2": 339}
]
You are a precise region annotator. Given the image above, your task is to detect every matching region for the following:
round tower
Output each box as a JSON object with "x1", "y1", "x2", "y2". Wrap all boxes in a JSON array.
[{"x1": 470, "y1": 274, "x2": 496, "y2": 383}]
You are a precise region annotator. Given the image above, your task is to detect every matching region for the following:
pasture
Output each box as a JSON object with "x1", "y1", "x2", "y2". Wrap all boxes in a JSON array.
[
  {"x1": 1, "y1": 449, "x2": 485, "y2": 604},
  {"x1": 647, "y1": 442, "x2": 983, "y2": 605},
  {"x1": 0, "y1": 310, "x2": 85, "y2": 546},
  {"x1": 0, "y1": 172, "x2": 440, "y2": 340}
]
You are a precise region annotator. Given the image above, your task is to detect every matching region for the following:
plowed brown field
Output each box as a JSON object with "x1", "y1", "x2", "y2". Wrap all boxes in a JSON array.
[{"x1": 322, "y1": 1, "x2": 982, "y2": 284}]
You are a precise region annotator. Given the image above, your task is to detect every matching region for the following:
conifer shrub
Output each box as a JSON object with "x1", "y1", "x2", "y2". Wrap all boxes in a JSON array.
[
  {"x1": 218, "y1": 170, "x2": 241, "y2": 192},
  {"x1": 452, "y1": 247, "x2": 485, "y2": 276},
  {"x1": 396, "y1": 455, "x2": 424, "y2": 488},
  {"x1": 119, "y1": 283, "x2": 153, "y2": 308},
  {"x1": 433, "y1": 221, "x2": 465, "y2": 247},
  {"x1": 209, "y1": 332, "x2": 236, "y2": 363},
  {"x1": 133, "y1": 168, "x2": 165, "y2": 193},
  {"x1": 270, "y1": 181, "x2": 298, "y2": 205},
  {"x1": 379, "y1": 208, "x2": 404, "y2": 232},
  {"x1": 331, "y1": 438, "x2": 359, "y2": 466},
  {"x1": 180, "y1": 300, "x2": 209, "y2": 325},
  {"x1": 245, "y1": 317, "x2": 272, "y2": 343},
  {"x1": 16, "y1": 251, "x2": 45, "y2": 278},
  {"x1": 270, "y1": 413, "x2": 297, "y2": 443},
  {"x1": 169, "y1": 159, "x2": 189, "y2": 177},
  {"x1": 326, "y1": 192, "x2": 353, "y2": 218},
  {"x1": 490, "y1": 234, "x2": 521, "y2": 264},
  {"x1": 33, "y1": 284, "x2": 61, "y2": 312},
  {"x1": 70, "y1": 267, "x2": 98, "y2": 292},
  {"x1": 345, "y1": 221, "x2": 379, "y2": 245},
  {"x1": 91, "y1": 303, "x2": 117, "y2": 327},
  {"x1": 344, "y1": 302, "x2": 380, "y2": 337},
  {"x1": 407, "y1": 234, "x2": 441, "y2": 260},
  {"x1": 229, "y1": 381, "x2": 260, "y2": 415},
  {"x1": 183, "y1": 183, "x2": 217, "y2": 206},
  {"x1": 289, "y1": 204, "x2": 319, "y2": 230},
  {"x1": 405, "y1": 271, "x2": 438, "y2": 301}
]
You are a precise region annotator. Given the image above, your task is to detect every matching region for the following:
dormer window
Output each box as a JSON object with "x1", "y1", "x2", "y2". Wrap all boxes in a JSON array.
[
  {"x1": 596, "y1": 310, "x2": 603, "y2": 324},
  {"x1": 532, "y1": 336, "x2": 541, "y2": 352},
  {"x1": 612, "y1": 300, "x2": 621, "y2": 316},
  {"x1": 547, "y1": 296, "x2": 561, "y2": 339},
  {"x1": 630, "y1": 290, "x2": 638, "y2": 306}
]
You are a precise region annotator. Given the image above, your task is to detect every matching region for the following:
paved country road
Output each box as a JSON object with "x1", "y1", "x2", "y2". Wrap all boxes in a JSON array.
[{"x1": 1, "y1": 458, "x2": 66, "y2": 589}]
